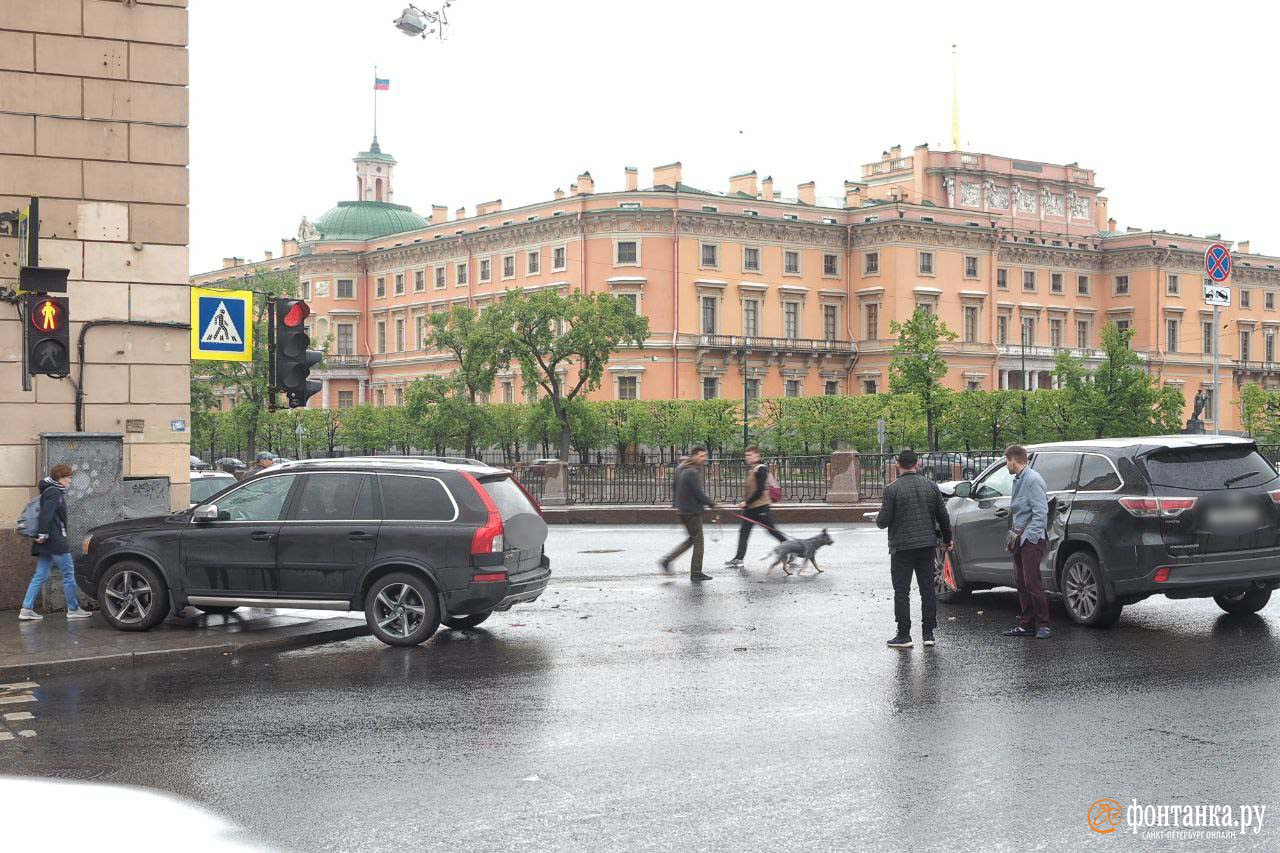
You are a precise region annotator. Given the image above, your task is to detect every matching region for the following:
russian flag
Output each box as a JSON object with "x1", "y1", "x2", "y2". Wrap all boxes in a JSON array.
[{"x1": 374, "y1": 77, "x2": 390, "y2": 91}]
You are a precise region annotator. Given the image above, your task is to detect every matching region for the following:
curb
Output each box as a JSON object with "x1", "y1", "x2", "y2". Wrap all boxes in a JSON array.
[{"x1": 0, "y1": 622, "x2": 370, "y2": 680}]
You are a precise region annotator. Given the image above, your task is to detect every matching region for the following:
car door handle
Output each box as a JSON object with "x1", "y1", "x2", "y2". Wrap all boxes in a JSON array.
[
  {"x1": 250, "y1": 531, "x2": 274, "y2": 541},
  {"x1": 994, "y1": 509, "x2": 1010, "y2": 519},
  {"x1": 348, "y1": 532, "x2": 375, "y2": 541}
]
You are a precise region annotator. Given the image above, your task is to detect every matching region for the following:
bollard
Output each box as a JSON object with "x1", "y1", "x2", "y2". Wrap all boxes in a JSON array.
[
  {"x1": 542, "y1": 460, "x2": 570, "y2": 506},
  {"x1": 826, "y1": 450, "x2": 861, "y2": 504}
]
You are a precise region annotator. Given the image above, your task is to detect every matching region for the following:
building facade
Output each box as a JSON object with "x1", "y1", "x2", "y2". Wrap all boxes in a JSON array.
[
  {"x1": 195, "y1": 141, "x2": 1280, "y2": 433},
  {"x1": 0, "y1": 0, "x2": 190, "y2": 607}
]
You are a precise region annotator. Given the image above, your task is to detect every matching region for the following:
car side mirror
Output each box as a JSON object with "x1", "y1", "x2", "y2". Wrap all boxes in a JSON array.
[
  {"x1": 193, "y1": 504, "x2": 218, "y2": 522},
  {"x1": 953, "y1": 481, "x2": 973, "y2": 499}
]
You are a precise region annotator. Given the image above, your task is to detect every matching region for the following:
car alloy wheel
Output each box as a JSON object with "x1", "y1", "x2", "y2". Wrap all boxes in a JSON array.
[
  {"x1": 103, "y1": 569, "x2": 155, "y2": 625},
  {"x1": 1064, "y1": 559, "x2": 1099, "y2": 622},
  {"x1": 373, "y1": 583, "x2": 428, "y2": 639}
]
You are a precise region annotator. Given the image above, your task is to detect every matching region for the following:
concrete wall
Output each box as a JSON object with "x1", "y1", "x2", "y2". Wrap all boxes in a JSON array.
[{"x1": 0, "y1": 0, "x2": 189, "y2": 609}]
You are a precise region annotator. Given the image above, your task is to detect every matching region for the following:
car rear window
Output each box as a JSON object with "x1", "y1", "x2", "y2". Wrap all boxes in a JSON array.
[
  {"x1": 1142, "y1": 445, "x2": 1278, "y2": 491},
  {"x1": 482, "y1": 476, "x2": 537, "y2": 521}
]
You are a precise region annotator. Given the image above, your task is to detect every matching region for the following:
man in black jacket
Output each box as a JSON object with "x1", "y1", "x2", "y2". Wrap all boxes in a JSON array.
[
  {"x1": 20, "y1": 463, "x2": 91, "y2": 621},
  {"x1": 660, "y1": 447, "x2": 718, "y2": 581},
  {"x1": 876, "y1": 449, "x2": 952, "y2": 648}
]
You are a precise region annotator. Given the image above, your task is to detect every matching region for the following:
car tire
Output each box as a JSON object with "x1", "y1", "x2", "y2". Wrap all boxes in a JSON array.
[
  {"x1": 365, "y1": 572, "x2": 440, "y2": 647},
  {"x1": 193, "y1": 605, "x2": 239, "y2": 615},
  {"x1": 933, "y1": 547, "x2": 971, "y2": 603},
  {"x1": 97, "y1": 560, "x2": 169, "y2": 632},
  {"x1": 443, "y1": 611, "x2": 492, "y2": 630},
  {"x1": 1061, "y1": 551, "x2": 1122, "y2": 627},
  {"x1": 1214, "y1": 587, "x2": 1272, "y2": 615}
]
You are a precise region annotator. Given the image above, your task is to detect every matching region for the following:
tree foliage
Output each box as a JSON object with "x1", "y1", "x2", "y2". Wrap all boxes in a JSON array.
[{"x1": 889, "y1": 307, "x2": 958, "y2": 450}]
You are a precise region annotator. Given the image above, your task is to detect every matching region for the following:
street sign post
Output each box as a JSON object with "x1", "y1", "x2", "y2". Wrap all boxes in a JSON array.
[
  {"x1": 1205, "y1": 243, "x2": 1233, "y2": 435},
  {"x1": 190, "y1": 288, "x2": 253, "y2": 362}
]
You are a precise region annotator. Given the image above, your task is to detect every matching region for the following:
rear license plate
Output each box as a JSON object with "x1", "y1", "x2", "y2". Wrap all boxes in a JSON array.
[{"x1": 1205, "y1": 506, "x2": 1263, "y2": 530}]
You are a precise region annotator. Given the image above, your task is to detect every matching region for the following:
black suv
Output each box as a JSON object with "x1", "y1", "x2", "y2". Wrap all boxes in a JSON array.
[
  {"x1": 937, "y1": 436, "x2": 1280, "y2": 627},
  {"x1": 76, "y1": 458, "x2": 551, "y2": 646}
]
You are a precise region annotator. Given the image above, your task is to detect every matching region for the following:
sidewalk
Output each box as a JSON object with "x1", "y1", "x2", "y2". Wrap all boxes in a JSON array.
[
  {"x1": 0, "y1": 607, "x2": 369, "y2": 679},
  {"x1": 542, "y1": 502, "x2": 880, "y2": 524}
]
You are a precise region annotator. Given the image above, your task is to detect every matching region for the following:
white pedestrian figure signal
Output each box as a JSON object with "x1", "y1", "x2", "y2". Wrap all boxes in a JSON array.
[{"x1": 200, "y1": 301, "x2": 242, "y2": 345}]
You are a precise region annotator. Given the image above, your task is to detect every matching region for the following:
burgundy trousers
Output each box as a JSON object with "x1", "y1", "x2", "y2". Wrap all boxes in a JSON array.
[{"x1": 1011, "y1": 538, "x2": 1050, "y2": 629}]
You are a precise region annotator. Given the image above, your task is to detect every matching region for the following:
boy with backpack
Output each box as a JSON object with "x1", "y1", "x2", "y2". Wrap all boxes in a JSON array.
[
  {"x1": 724, "y1": 446, "x2": 787, "y2": 568},
  {"x1": 18, "y1": 463, "x2": 91, "y2": 621}
]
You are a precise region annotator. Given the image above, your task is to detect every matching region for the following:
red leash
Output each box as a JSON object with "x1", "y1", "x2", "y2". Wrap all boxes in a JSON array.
[{"x1": 730, "y1": 512, "x2": 797, "y2": 542}]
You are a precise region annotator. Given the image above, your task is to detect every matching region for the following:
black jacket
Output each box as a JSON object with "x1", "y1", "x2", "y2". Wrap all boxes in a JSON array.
[
  {"x1": 672, "y1": 464, "x2": 716, "y2": 515},
  {"x1": 33, "y1": 477, "x2": 69, "y2": 556},
  {"x1": 876, "y1": 470, "x2": 951, "y2": 554}
]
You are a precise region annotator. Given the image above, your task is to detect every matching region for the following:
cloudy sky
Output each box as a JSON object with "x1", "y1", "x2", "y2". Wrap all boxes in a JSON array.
[{"x1": 189, "y1": 0, "x2": 1277, "y2": 273}]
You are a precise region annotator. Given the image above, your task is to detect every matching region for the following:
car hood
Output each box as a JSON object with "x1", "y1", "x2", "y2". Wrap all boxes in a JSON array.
[{"x1": 87, "y1": 512, "x2": 187, "y2": 538}]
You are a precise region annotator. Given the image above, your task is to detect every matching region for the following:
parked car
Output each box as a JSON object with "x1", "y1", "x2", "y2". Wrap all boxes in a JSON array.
[
  {"x1": 77, "y1": 457, "x2": 551, "y2": 646},
  {"x1": 189, "y1": 470, "x2": 237, "y2": 506},
  {"x1": 936, "y1": 435, "x2": 1280, "y2": 627},
  {"x1": 213, "y1": 457, "x2": 247, "y2": 475},
  {"x1": 190, "y1": 455, "x2": 210, "y2": 471}
]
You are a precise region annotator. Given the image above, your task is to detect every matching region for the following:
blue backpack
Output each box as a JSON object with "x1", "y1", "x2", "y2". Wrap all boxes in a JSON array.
[{"x1": 16, "y1": 494, "x2": 41, "y2": 538}]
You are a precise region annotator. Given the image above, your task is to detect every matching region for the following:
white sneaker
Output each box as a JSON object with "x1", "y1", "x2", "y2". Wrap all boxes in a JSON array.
[
  {"x1": 18, "y1": 608, "x2": 43, "y2": 621},
  {"x1": 66, "y1": 608, "x2": 93, "y2": 620}
]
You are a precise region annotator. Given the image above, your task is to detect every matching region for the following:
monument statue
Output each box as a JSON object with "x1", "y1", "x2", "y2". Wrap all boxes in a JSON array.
[
  {"x1": 1185, "y1": 389, "x2": 1207, "y2": 434},
  {"x1": 297, "y1": 216, "x2": 320, "y2": 242}
]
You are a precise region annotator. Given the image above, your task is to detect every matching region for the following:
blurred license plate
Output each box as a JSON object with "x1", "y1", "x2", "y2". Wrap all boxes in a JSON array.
[{"x1": 1206, "y1": 506, "x2": 1262, "y2": 529}]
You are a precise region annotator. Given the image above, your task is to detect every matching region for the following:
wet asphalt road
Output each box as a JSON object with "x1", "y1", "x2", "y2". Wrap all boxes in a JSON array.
[{"x1": 4, "y1": 522, "x2": 1280, "y2": 851}]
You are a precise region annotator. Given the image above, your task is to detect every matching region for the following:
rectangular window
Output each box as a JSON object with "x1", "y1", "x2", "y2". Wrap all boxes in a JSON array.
[
  {"x1": 1166, "y1": 319, "x2": 1178, "y2": 353},
  {"x1": 823, "y1": 253, "x2": 839, "y2": 277},
  {"x1": 394, "y1": 387, "x2": 403, "y2": 406},
  {"x1": 1115, "y1": 318, "x2": 1132, "y2": 332},
  {"x1": 479, "y1": 259, "x2": 491, "y2": 282},
  {"x1": 963, "y1": 306, "x2": 979, "y2": 343},
  {"x1": 824, "y1": 380, "x2": 839, "y2": 396},
  {"x1": 1050, "y1": 317, "x2": 1063, "y2": 348},
  {"x1": 395, "y1": 318, "x2": 405, "y2": 352},
  {"x1": 553, "y1": 246, "x2": 567, "y2": 271},
  {"x1": 501, "y1": 381, "x2": 513, "y2": 404},
  {"x1": 745, "y1": 379, "x2": 761, "y2": 401},
  {"x1": 702, "y1": 377, "x2": 718, "y2": 400},
  {"x1": 1077, "y1": 275, "x2": 1090, "y2": 296},
  {"x1": 823, "y1": 304, "x2": 838, "y2": 341},
  {"x1": 416, "y1": 315, "x2": 427, "y2": 350},
  {"x1": 301, "y1": 280, "x2": 311, "y2": 300},
  {"x1": 865, "y1": 303, "x2": 879, "y2": 340},
  {"x1": 785, "y1": 379, "x2": 801, "y2": 398},
  {"x1": 618, "y1": 292, "x2": 638, "y2": 313},
  {"x1": 964, "y1": 256, "x2": 979, "y2": 278},
  {"x1": 616, "y1": 240, "x2": 638, "y2": 265},
  {"x1": 337, "y1": 279, "x2": 354, "y2": 299},
  {"x1": 1203, "y1": 320, "x2": 1213, "y2": 355},
  {"x1": 1115, "y1": 275, "x2": 1129, "y2": 295},
  {"x1": 394, "y1": 273, "x2": 404, "y2": 296},
  {"x1": 1021, "y1": 317, "x2": 1036, "y2": 345},
  {"x1": 376, "y1": 321, "x2": 386, "y2": 354},
  {"x1": 1242, "y1": 289, "x2": 1252, "y2": 309},
  {"x1": 701, "y1": 296, "x2": 717, "y2": 334},
  {"x1": 1241, "y1": 330, "x2": 1252, "y2": 362},
  {"x1": 997, "y1": 315, "x2": 1009, "y2": 345},
  {"x1": 337, "y1": 324, "x2": 354, "y2": 355},
  {"x1": 997, "y1": 268, "x2": 1008, "y2": 290},
  {"x1": 918, "y1": 252, "x2": 934, "y2": 275},
  {"x1": 457, "y1": 262, "x2": 468, "y2": 286},
  {"x1": 743, "y1": 247, "x2": 760, "y2": 272},
  {"x1": 338, "y1": 390, "x2": 353, "y2": 408},
  {"x1": 701, "y1": 243, "x2": 718, "y2": 268},
  {"x1": 864, "y1": 252, "x2": 880, "y2": 275},
  {"x1": 617, "y1": 376, "x2": 638, "y2": 400},
  {"x1": 1023, "y1": 270, "x2": 1036, "y2": 292},
  {"x1": 742, "y1": 300, "x2": 759, "y2": 337},
  {"x1": 1051, "y1": 272, "x2": 1063, "y2": 294},
  {"x1": 527, "y1": 250, "x2": 540, "y2": 274},
  {"x1": 412, "y1": 270, "x2": 424, "y2": 292},
  {"x1": 784, "y1": 250, "x2": 801, "y2": 275},
  {"x1": 863, "y1": 379, "x2": 878, "y2": 395},
  {"x1": 1167, "y1": 274, "x2": 1179, "y2": 295},
  {"x1": 917, "y1": 301, "x2": 935, "y2": 316},
  {"x1": 502, "y1": 254, "x2": 515, "y2": 279},
  {"x1": 1269, "y1": 292, "x2": 1276, "y2": 311},
  {"x1": 784, "y1": 302, "x2": 800, "y2": 339},
  {"x1": 1267, "y1": 332, "x2": 1275, "y2": 364},
  {"x1": 1077, "y1": 319, "x2": 1089, "y2": 350},
  {"x1": 376, "y1": 277, "x2": 386, "y2": 298},
  {"x1": 428, "y1": 267, "x2": 441, "y2": 290}
]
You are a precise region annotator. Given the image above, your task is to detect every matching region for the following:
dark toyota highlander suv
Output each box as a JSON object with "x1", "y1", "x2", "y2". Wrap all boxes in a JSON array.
[
  {"x1": 76, "y1": 458, "x2": 551, "y2": 646},
  {"x1": 935, "y1": 435, "x2": 1280, "y2": 627}
]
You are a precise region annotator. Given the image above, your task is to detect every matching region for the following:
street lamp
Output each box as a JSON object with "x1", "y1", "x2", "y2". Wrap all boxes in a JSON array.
[
  {"x1": 742, "y1": 343, "x2": 750, "y2": 449},
  {"x1": 1021, "y1": 323, "x2": 1028, "y2": 438},
  {"x1": 394, "y1": 2, "x2": 453, "y2": 39}
]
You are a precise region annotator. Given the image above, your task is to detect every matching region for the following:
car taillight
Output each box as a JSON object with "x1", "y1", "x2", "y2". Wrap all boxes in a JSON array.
[
  {"x1": 472, "y1": 572, "x2": 507, "y2": 583},
  {"x1": 1268, "y1": 488, "x2": 1280, "y2": 504},
  {"x1": 461, "y1": 472, "x2": 505, "y2": 555},
  {"x1": 1119, "y1": 496, "x2": 1197, "y2": 518},
  {"x1": 1153, "y1": 567, "x2": 1172, "y2": 582}
]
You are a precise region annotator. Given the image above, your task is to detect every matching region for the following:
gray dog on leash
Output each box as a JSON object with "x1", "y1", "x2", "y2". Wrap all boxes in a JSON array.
[{"x1": 765, "y1": 529, "x2": 834, "y2": 575}]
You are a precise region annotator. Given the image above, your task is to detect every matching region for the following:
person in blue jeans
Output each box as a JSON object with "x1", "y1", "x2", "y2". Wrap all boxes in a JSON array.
[{"x1": 19, "y1": 463, "x2": 91, "y2": 622}]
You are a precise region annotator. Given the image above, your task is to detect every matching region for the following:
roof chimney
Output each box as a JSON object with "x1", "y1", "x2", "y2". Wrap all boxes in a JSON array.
[
  {"x1": 576, "y1": 172, "x2": 594, "y2": 194},
  {"x1": 569, "y1": 182, "x2": 578, "y2": 196},
  {"x1": 222, "y1": 257, "x2": 237, "y2": 269},
  {"x1": 890, "y1": 145, "x2": 902, "y2": 158},
  {"x1": 456, "y1": 206, "x2": 466, "y2": 220},
  {"x1": 431, "y1": 204, "x2": 448, "y2": 224},
  {"x1": 477, "y1": 199, "x2": 502, "y2": 216},
  {"x1": 554, "y1": 188, "x2": 565, "y2": 200},
  {"x1": 1239, "y1": 240, "x2": 1251, "y2": 254},
  {"x1": 624, "y1": 166, "x2": 638, "y2": 192},
  {"x1": 1107, "y1": 217, "x2": 1117, "y2": 232},
  {"x1": 844, "y1": 180, "x2": 865, "y2": 208},
  {"x1": 729, "y1": 170, "x2": 757, "y2": 198},
  {"x1": 797, "y1": 181, "x2": 816, "y2": 206},
  {"x1": 761, "y1": 176, "x2": 774, "y2": 201},
  {"x1": 264, "y1": 250, "x2": 273, "y2": 260},
  {"x1": 653, "y1": 161, "x2": 682, "y2": 189}
]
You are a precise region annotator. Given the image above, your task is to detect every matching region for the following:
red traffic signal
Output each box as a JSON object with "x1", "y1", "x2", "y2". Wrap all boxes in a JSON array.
[
  {"x1": 281, "y1": 300, "x2": 310, "y2": 328},
  {"x1": 25, "y1": 294, "x2": 70, "y2": 378}
]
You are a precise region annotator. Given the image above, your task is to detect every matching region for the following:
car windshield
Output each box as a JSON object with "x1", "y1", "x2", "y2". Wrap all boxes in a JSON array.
[
  {"x1": 190, "y1": 476, "x2": 234, "y2": 503},
  {"x1": 1142, "y1": 444, "x2": 1278, "y2": 490}
]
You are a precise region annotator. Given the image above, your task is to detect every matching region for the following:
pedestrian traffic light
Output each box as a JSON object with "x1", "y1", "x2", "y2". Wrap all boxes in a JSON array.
[
  {"x1": 273, "y1": 298, "x2": 322, "y2": 408},
  {"x1": 25, "y1": 294, "x2": 69, "y2": 378}
]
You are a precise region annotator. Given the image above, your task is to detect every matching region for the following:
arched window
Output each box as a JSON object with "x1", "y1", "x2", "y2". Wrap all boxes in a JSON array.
[
  {"x1": 357, "y1": 177, "x2": 363, "y2": 199},
  {"x1": 375, "y1": 177, "x2": 383, "y2": 202}
]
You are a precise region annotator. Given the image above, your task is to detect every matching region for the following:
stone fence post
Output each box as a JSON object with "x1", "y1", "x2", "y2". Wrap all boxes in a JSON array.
[
  {"x1": 542, "y1": 461, "x2": 570, "y2": 506},
  {"x1": 826, "y1": 450, "x2": 861, "y2": 503}
]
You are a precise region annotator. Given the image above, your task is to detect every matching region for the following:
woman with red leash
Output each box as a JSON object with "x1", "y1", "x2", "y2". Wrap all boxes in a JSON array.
[{"x1": 724, "y1": 446, "x2": 787, "y2": 568}]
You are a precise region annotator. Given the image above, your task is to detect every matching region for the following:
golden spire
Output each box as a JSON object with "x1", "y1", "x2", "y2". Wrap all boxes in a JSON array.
[{"x1": 950, "y1": 44, "x2": 960, "y2": 150}]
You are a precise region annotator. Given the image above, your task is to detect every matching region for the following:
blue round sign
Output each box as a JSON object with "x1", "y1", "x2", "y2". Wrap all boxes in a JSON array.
[{"x1": 1205, "y1": 243, "x2": 1232, "y2": 283}]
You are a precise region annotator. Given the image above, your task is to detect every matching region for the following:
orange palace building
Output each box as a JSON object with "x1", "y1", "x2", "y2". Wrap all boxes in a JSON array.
[{"x1": 193, "y1": 140, "x2": 1280, "y2": 432}]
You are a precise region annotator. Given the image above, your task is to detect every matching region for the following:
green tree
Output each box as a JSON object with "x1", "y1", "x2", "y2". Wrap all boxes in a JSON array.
[
  {"x1": 427, "y1": 304, "x2": 512, "y2": 455},
  {"x1": 485, "y1": 403, "x2": 529, "y2": 463},
  {"x1": 941, "y1": 390, "x2": 1020, "y2": 451},
  {"x1": 504, "y1": 289, "x2": 650, "y2": 460},
  {"x1": 599, "y1": 400, "x2": 653, "y2": 459},
  {"x1": 337, "y1": 405, "x2": 385, "y2": 454},
  {"x1": 889, "y1": 308, "x2": 958, "y2": 450},
  {"x1": 1056, "y1": 323, "x2": 1179, "y2": 439},
  {"x1": 690, "y1": 398, "x2": 742, "y2": 454}
]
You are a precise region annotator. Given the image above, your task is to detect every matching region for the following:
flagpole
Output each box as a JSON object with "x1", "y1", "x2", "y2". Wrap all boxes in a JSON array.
[{"x1": 373, "y1": 65, "x2": 378, "y2": 141}]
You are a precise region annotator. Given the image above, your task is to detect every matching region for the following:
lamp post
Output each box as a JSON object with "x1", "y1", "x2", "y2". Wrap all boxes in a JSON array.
[
  {"x1": 742, "y1": 343, "x2": 750, "y2": 449},
  {"x1": 1020, "y1": 324, "x2": 1028, "y2": 439}
]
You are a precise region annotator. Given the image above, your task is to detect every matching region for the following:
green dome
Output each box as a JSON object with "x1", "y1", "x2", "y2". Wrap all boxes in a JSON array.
[{"x1": 313, "y1": 201, "x2": 427, "y2": 242}]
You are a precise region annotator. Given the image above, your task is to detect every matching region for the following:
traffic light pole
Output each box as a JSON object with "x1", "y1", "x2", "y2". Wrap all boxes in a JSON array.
[
  {"x1": 1213, "y1": 303, "x2": 1220, "y2": 435},
  {"x1": 267, "y1": 297, "x2": 279, "y2": 412}
]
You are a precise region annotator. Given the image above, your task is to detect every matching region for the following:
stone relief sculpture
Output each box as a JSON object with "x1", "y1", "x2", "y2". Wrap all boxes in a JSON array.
[
  {"x1": 943, "y1": 176, "x2": 956, "y2": 208},
  {"x1": 1041, "y1": 189, "x2": 1064, "y2": 216},
  {"x1": 961, "y1": 183, "x2": 980, "y2": 207},
  {"x1": 984, "y1": 180, "x2": 1010, "y2": 210},
  {"x1": 1014, "y1": 183, "x2": 1037, "y2": 214},
  {"x1": 1069, "y1": 191, "x2": 1090, "y2": 220}
]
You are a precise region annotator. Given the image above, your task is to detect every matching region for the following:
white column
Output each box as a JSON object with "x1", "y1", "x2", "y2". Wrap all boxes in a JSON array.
[
  {"x1": 321, "y1": 379, "x2": 330, "y2": 409},
  {"x1": 1029, "y1": 371, "x2": 1039, "y2": 391},
  {"x1": 999, "y1": 369, "x2": 1009, "y2": 390},
  {"x1": 358, "y1": 379, "x2": 367, "y2": 405}
]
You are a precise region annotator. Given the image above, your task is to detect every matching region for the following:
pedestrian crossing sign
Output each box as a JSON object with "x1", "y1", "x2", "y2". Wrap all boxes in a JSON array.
[{"x1": 190, "y1": 287, "x2": 253, "y2": 361}]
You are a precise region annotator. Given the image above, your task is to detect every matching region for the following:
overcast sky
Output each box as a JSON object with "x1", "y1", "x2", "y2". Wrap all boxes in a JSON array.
[{"x1": 189, "y1": 0, "x2": 1279, "y2": 274}]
